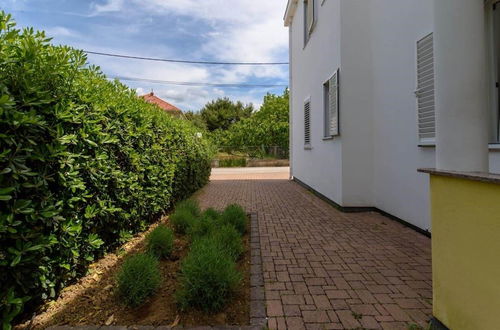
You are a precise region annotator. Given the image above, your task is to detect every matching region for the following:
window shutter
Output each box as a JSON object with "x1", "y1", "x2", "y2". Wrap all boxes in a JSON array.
[
  {"x1": 304, "y1": 99, "x2": 311, "y2": 145},
  {"x1": 329, "y1": 69, "x2": 339, "y2": 136},
  {"x1": 416, "y1": 33, "x2": 435, "y2": 142},
  {"x1": 307, "y1": 0, "x2": 315, "y2": 33}
]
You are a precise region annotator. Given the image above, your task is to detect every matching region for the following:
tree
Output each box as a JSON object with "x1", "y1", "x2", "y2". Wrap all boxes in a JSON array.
[
  {"x1": 184, "y1": 111, "x2": 207, "y2": 131},
  {"x1": 199, "y1": 97, "x2": 253, "y2": 131},
  {"x1": 223, "y1": 89, "x2": 289, "y2": 152}
]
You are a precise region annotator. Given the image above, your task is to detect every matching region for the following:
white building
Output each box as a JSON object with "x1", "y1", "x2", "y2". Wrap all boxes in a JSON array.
[{"x1": 285, "y1": 0, "x2": 500, "y2": 232}]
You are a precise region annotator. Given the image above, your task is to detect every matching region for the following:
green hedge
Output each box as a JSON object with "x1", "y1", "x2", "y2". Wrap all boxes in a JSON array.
[{"x1": 0, "y1": 12, "x2": 213, "y2": 327}]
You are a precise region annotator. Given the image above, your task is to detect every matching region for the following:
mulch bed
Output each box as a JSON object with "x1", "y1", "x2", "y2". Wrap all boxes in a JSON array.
[{"x1": 18, "y1": 216, "x2": 251, "y2": 329}]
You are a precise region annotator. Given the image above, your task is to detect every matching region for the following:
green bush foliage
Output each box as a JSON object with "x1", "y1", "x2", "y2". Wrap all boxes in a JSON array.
[
  {"x1": 175, "y1": 199, "x2": 201, "y2": 217},
  {"x1": 0, "y1": 13, "x2": 212, "y2": 326},
  {"x1": 170, "y1": 209, "x2": 197, "y2": 235},
  {"x1": 146, "y1": 225, "x2": 174, "y2": 259},
  {"x1": 220, "y1": 204, "x2": 247, "y2": 235},
  {"x1": 212, "y1": 225, "x2": 244, "y2": 261},
  {"x1": 177, "y1": 238, "x2": 241, "y2": 312},
  {"x1": 202, "y1": 207, "x2": 221, "y2": 221},
  {"x1": 116, "y1": 254, "x2": 161, "y2": 307},
  {"x1": 218, "y1": 157, "x2": 247, "y2": 167},
  {"x1": 187, "y1": 213, "x2": 216, "y2": 241},
  {"x1": 218, "y1": 89, "x2": 289, "y2": 152}
]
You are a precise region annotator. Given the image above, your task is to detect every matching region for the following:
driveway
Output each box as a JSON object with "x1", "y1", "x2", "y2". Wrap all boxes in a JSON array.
[{"x1": 197, "y1": 167, "x2": 432, "y2": 330}]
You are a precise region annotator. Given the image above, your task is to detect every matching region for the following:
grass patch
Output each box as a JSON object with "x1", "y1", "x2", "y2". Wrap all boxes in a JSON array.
[
  {"x1": 176, "y1": 238, "x2": 241, "y2": 312},
  {"x1": 146, "y1": 225, "x2": 174, "y2": 259},
  {"x1": 220, "y1": 204, "x2": 247, "y2": 235},
  {"x1": 116, "y1": 253, "x2": 161, "y2": 307}
]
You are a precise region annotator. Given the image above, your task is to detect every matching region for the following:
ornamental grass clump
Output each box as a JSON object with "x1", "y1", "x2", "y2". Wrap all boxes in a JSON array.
[
  {"x1": 116, "y1": 254, "x2": 161, "y2": 307},
  {"x1": 176, "y1": 238, "x2": 241, "y2": 312},
  {"x1": 212, "y1": 224, "x2": 244, "y2": 261},
  {"x1": 187, "y1": 213, "x2": 217, "y2": 241},
  {"x1": 175, "y1": 199, "x2": 201, "y2": 217},
  {"x1": 170, "y1": 209, "x2": 197, "y2": 235},
  {"x1": 220, "y1": 204, "x2": 247, "y2": 235},
  {"x1": 145, "y1": 225, "x2": 174, "y2": 259},
  {"x1": 202, "y1": 207, "x2": 221, "y2": 221}
]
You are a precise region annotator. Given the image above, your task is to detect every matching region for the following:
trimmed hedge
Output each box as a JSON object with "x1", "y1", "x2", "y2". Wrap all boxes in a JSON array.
[{"x1": 0, "y1": 12, "x2": 213, "y2": 327}]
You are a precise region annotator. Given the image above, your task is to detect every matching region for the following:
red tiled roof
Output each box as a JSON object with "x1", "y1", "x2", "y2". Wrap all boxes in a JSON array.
[{"x1": 141, "y1": 92, "x2": 183, "y2": 116}]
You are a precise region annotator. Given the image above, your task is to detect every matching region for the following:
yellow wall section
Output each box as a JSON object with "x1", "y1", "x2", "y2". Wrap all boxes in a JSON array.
[{"x1": 430, "y1": 175, "x2": 500, "y2": 330}]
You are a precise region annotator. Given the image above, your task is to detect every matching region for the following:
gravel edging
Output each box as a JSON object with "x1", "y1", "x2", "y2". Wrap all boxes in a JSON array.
[{"x1": 47, "y1": 214, "x2": 266, "y2": 330}]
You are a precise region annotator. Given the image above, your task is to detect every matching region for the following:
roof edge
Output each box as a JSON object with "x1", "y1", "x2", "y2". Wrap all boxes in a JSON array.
[{"x1": 284, "y1": 0, "x2": 299, "y2": 27}]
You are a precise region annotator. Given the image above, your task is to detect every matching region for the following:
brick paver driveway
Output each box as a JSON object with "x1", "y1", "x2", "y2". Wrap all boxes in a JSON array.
[{"x1": 197, "y1": 167, "x2": 432, "y2": 330}]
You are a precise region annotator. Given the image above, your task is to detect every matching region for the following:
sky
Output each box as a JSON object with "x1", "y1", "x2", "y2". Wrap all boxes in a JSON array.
[{"x1": 2, "y1": 0, "x2": 289, "y2": 111}]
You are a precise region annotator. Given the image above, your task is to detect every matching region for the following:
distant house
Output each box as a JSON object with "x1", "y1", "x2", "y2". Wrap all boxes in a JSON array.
[{"x1": 141, "y1": 92, "x2": 183, "y2": 117}]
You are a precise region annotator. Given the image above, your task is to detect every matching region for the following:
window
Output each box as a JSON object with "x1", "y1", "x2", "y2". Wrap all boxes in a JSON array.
[
  {"x1": 416, "y1": 33, "x2": 436, "y2": 143},
  {"x1": 323, "y1": 69, "x2": 340, "y2": 138},
  {"x1": 304, "y1": 0, "x2": 315, "y2": 45},
  {"x1": 304, "y1": 98, "x2": 311, "y2": 147}
]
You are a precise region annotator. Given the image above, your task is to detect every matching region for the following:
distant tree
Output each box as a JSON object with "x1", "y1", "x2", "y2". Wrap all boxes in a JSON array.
[
  {"x1": 223, "y1": 89, "x2": 289, "y2": 150},
  {"x1": 184, "y1": 111, "x2": 207, "y2": 131},
  {"x1": 199, "y1": 97, "x2": 254, "y2": 131}
]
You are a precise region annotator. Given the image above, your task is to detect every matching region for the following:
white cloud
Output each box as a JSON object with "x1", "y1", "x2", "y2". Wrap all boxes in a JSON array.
[
  {"x1": 91, "y1": 0, "x2": 124, "y2": 14},
  {"x1": 43, "y1": 26, "x2": 80, "y2": 38},
  {"x1": 87, "y1": 0, "x2": 288, "y2": 110}
]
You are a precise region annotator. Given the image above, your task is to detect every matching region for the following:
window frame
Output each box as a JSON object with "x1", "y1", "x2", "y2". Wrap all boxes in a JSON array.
[
  {"x1": 323, "y1": 69, "x2": 340, "y2": 139},
  {"x1": 303, "y1": 0, "x2": 316, "y2": 47}
]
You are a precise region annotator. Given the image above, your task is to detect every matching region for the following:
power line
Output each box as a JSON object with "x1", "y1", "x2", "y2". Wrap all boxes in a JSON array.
[
  {"x1": 85, "y1": 50, "x2": 289, "y2": 66},
  {"x1": 110, "y1": 76, "x2": 288, "y2": 88}
]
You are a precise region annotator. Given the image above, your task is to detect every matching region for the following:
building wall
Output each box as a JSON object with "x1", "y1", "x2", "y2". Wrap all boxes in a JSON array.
[
  {"x1": 288, "y1": 0, "x2": 500, "y2": 231},
  {"x1": 368, "y1": 0, "x2": 435, "y2": 230},
  {"x1": 290, "y1": 0, "x2": 344, "y2": 204},
  {"x1": 430, "y1": 175, "x2": 500, "y2": 330}
]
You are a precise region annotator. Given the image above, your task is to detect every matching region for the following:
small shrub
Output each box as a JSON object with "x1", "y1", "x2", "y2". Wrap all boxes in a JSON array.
[
  {"x1": 146, "y1": 225, "x2": 174, "y2": 259},
  {"x1": 116, "y1": 254, "x2": 161, "y2": 307},
  {"x1": 176, "y1": 199, "x2": 201, "y2": 217},
  {"x1": 203, "y1": 207, "x2": 221, "y2": 221},
  {"x1": 187, "y1": 214, "x2": 217, "y2": 241},
  {"x1": 177, "y1": 239, "x2": 241, "y2": 312},
  {"x1": 220, "y1": 204, "x2": 247, "y2": 235},
  {"x1": 170, "y1": 209, "x2": 197, "y2": 235},
  {"x1": 218, "y1": 157, "x2": 247, "y2": 168},
  {"x1": 212, "y1": 225, "x2": 244, "y2": 261}
]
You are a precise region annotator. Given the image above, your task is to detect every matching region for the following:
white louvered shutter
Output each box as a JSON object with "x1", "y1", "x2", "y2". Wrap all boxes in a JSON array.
[
  {"x1": 307, "y1": 0, "x2": 315, "y2": 33},
  {"x1": 304, "y1": 100, "x2": 311, "y2": 145},
  {"x1": 416, "y1": 33, "x2": 435, "y2": 142},
  {"x1": 329, "y1": 69, "x2": 339, "y2": 136}
]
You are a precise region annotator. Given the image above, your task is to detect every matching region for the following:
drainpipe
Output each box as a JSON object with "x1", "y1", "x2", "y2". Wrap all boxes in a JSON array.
[{"x1": 434, "y1": 0, "x2": 489, "y2": 172}]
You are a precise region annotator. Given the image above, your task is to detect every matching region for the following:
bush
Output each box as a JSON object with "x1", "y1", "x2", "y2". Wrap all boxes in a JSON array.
[
  {"x1": 203, "y1": 207, "x2": 221, "y2": 221},
  {"x1": 220, "y1": 204, "x2": 247, "y2": 235},
  {"x1": 212, "y1": 225, "x2": 244, "y2": 261},
  {"x1": 0, "y1": 13, "x2": 213, "y2": 326},
  {"x1": 170, "y1": 209, "x2": 197, "y2": 235},
  {"x1": 175, "y1": 199, "x2": 201, "y2": 217},
  {"x1": 187, "y1": 213, "x2": 216, "y2": 241},
  {"x1": 146, "y1": 225, "x2": 174, "y2": 259},
  {"x1": 177, "y1": 239, "x2": 241, "y2": 312},
  {"x1": 116, "y1": 254, "x2": 161, "y2": 307},
  {"x1": 218, "y1": 157, "x2": 247, "y2": 168}
]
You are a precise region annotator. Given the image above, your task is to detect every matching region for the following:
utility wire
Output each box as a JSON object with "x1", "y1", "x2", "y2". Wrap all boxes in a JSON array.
[
  {"x1": 110, "y1": 76, "x2": 288, "y2": 88},
  {"x1": 86, "y1": 50, "x2": 289, "y2": 66}
]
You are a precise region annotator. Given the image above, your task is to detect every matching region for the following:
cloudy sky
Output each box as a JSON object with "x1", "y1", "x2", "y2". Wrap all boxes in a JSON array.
[{"x1": 2, "y1": 0, "x2": 289, "y2": 111}]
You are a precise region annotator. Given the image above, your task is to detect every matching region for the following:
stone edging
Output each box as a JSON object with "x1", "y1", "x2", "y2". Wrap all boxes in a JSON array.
[{"x1": 47, "y1": 214, "x2": 266, "y2": 330}]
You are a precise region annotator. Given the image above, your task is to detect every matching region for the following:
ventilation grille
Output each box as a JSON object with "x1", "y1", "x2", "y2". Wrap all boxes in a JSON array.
[
  {"x1": 304, "y1": 100, "x2": 311, "y2": 145},
  {"x1": 416, "y1": 33, "x2": 435, "y2": 141}
]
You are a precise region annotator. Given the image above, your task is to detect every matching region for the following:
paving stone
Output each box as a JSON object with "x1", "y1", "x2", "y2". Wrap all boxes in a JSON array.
[{"x1": 197, "y1": 168, "x2": 433, "y2": 330}]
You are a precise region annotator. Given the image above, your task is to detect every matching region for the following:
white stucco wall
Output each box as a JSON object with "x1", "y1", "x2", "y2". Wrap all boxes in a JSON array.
[
  {"x1": 288, "y1": 0, "x2": 500, "y2": 231},
  {"x1": 368, "y1": 0, "x2": 435, "y2": 230},
  {"x1": 290, "y1": 0, "x2": 344, "y2": 204}
]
